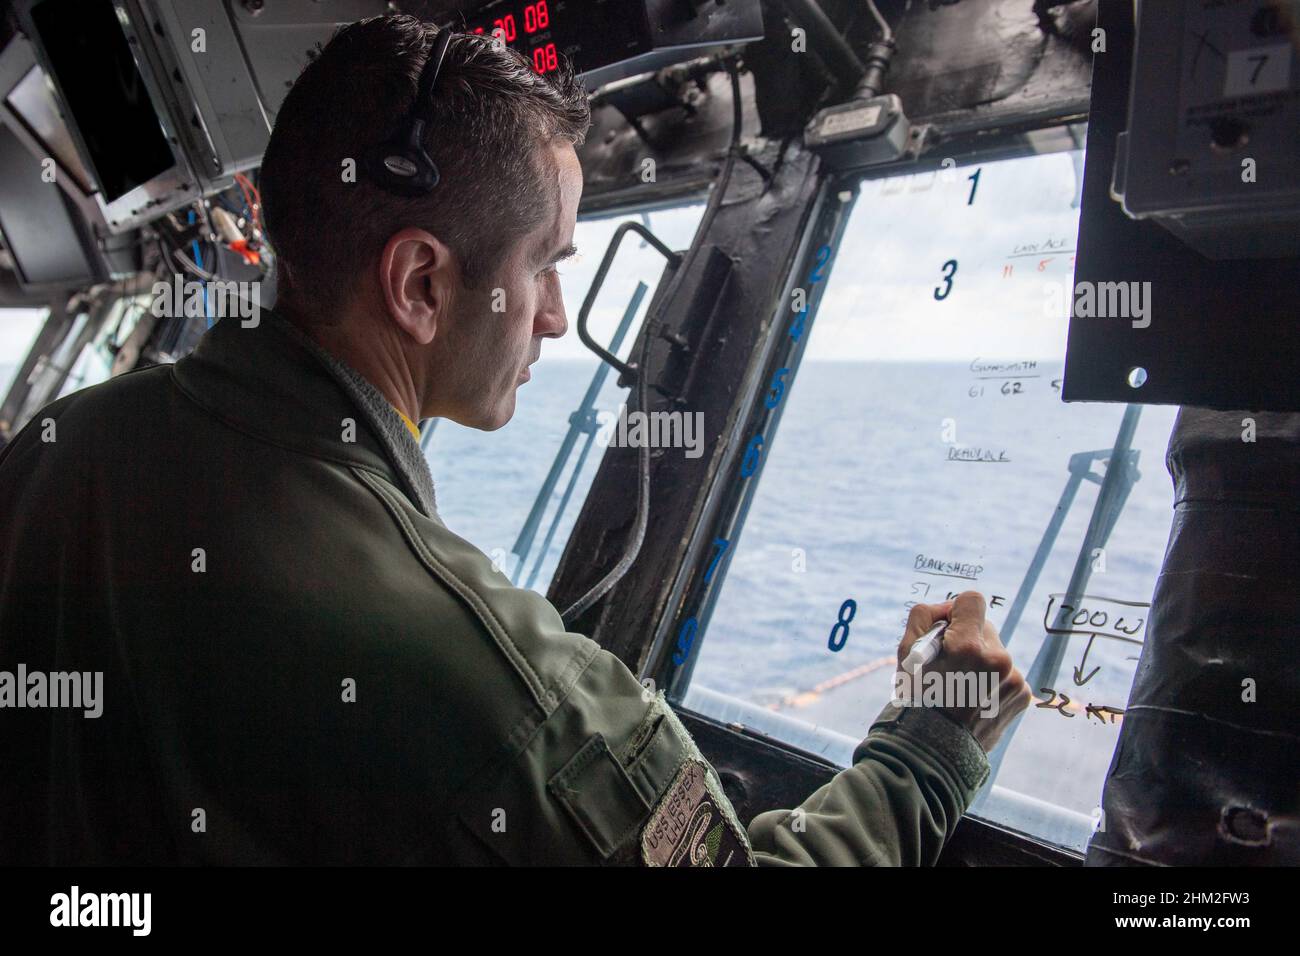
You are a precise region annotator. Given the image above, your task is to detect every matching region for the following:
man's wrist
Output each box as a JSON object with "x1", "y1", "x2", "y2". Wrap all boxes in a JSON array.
[{"x1": 866, "y1": 699, "x2": 991, "y2": 794}]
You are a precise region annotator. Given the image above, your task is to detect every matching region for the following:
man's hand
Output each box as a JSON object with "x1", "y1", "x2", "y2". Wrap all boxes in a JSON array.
[{"x1": 895, "y1": 591, "x2": 1030, "y2": 753}]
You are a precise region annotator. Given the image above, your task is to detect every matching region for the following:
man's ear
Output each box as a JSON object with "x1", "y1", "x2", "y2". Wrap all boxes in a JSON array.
[{"x1": 379, "y1": 227, "x2": 453, "y2": 346}]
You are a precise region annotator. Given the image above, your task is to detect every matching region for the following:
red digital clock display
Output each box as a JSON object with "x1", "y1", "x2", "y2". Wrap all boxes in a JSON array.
[
  {"x1": 462, "y1": 1, "x2": 652, "y2": 79},
  {"x1": 470, "y1": 2, "x2": 558, "y2": 73}
]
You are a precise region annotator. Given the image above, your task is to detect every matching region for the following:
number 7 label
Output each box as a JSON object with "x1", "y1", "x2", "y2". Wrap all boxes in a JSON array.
[{"x1": 1224, "y1": 43, "x2": 1292, "y2": 97}]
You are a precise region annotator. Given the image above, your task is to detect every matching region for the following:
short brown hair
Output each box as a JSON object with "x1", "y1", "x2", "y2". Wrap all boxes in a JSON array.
[{"x1": 260, "y1": 15, "x2": 590, "y2": 316}]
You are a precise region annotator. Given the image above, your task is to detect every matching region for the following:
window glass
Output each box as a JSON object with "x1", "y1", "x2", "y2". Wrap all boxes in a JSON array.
[
  {"x1": 680, "y1": 149, "x2": 1178, "y2": 854},
  {"x1": 56, "y1": 294, "x2": 150, "y2": 399},
  {"x1": 0, "y1": 307, "x2": 49, "y2": 402},
  {"x1": 424, "y1": 202, "x2": 706, "y2": 591}
]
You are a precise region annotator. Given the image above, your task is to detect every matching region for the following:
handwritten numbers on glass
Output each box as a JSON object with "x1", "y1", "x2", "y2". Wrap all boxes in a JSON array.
[
  {"x1": 809, "y1": 244, "x2": 832, "y2": 282},
  {"x1": 790, "y1": 245, "x2": 832, "y2": 342},
  {"x1": 790, "y1": 309, "x2": 806, "y2": 343},
  {"x1": 740, "y1": 433, "x2": 764, "y2": 478},
  {"x1": 672, "y1": 617, "x2": 699, "y2": 666},
  {"x1": 934, "y1": 259, "x2": 958, "y2": 301},
  {"x1": 790, "y1": 287, "x2": 807, "y2": 343},
  {"x1": 1036, "y1": 687, "x2": 1126, "y2": 724},
  {"x1": 966, "y1": 167, "x2": 981, "y2": 205},
  {"x1": 828, "y1": 598, "x2": 856, "y2": 652},
  {"x1": 1036, "y1": 687, "x2": 1075, "y2": 717},
  {"x1": 704, "y1": 537, "x2": 730, "y2": 585},
  {"x1": 765, "y1": 367, "x2": 790, "y2": 409},
  {"x1": 901, "y1": 581, "x2": 931, "y2": 627}
]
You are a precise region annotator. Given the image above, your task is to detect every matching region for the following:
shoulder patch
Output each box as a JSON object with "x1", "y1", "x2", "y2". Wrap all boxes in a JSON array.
[{"x1": 641, "y1": 759, "x2": 753, "y2": 866}]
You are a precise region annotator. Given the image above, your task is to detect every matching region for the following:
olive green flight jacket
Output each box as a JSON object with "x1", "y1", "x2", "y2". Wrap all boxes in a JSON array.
[{"x1": 0, "y1": 307, "x2": 988, "y2": 865}]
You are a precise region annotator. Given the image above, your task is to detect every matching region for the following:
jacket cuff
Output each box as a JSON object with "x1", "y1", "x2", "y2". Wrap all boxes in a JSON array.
[{"x1": 863, "y1": 700, "x2": 990, "y2": 796}]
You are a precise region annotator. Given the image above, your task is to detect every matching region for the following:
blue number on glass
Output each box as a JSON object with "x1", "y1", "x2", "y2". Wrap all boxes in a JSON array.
[
  {"x1": 934, "y1": 259, "x2": 958, "y2": 301},
  {"x1": 967, "y1": 168, "x2": 981, "y2": 205},
  {"x1": 765, "y1": 367, "x2": 790, "y2": 409},
  {"x1": 672, "y1": 617, "x2": 699, "y2": 666},
  {"x1": 705, "y1": 537, "x2": 730, "y2": 584},
  {"x1": 809, "y1": 244, "x2": 832, "y2": 283},
  {"x1": 790, "y1": 309, "x2": 806, "y2": 342},
  {"x1": 740, "y1": 433, "x2": 764, "y2": 478},
  {"x1": 828, "y1": 598, "x2": 856, "y2": 652}
]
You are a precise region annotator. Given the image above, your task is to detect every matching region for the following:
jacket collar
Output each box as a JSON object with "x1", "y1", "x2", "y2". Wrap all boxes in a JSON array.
[{"x1": 171, "y1": 306, "x2": 439, "y2": 518}]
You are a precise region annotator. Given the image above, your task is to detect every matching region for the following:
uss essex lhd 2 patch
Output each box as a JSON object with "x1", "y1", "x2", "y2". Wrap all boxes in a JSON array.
[{"x1": 641, "y1": 759, "x2": 753, "y2": 866}]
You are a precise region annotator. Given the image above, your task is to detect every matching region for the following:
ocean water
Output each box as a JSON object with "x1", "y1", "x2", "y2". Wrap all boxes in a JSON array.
[
  {"x1": 691, "y1": 361, "x2": 1178, "y2": 705},
  {"x1": 425, "y1": 356, "x2": 1182, "y2": 834},
  {"x1": 427, "y1": 359, "x2": 1178, "y2": 706},
  {"x1": 423, "y1": 356, "x2": 633, "y2": 588}
]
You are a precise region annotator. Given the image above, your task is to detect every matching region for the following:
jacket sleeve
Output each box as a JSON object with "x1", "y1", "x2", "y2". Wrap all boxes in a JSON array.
[{"x1": 747, "y1": 704, "x2": 990, "y2": 866}]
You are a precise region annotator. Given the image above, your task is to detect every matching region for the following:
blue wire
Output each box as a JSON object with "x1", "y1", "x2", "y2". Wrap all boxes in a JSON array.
[{"x1": 185, "y1": 209, "x2": 212, "y2": 329}]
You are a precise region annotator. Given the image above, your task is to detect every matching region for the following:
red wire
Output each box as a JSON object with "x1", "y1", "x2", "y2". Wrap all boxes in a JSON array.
[{"x1": 233, "y1": 172, "x2": 261, "y2": 231}]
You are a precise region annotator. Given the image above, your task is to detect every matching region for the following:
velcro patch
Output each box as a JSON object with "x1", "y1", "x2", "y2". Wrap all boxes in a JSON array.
[{"x1": 641, "y1": 759, "x2": 752, "y2": 866}]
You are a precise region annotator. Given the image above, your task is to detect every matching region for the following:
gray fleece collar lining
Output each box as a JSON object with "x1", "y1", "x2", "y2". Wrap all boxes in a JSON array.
[{"x1": 274, "y1": 314, "x2": 439, "y2": 518}]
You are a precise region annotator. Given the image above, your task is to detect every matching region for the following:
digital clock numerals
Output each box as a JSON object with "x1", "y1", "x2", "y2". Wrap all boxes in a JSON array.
[
  {"x1": 472, "y1": 3, "x2": 558, "y2": 74},
  {"x1": 532, "y1": 44, "x2": 559, "y2": 73},
  {"x1": 523, "y1": 2, "x2": 550, "y2": 32}
]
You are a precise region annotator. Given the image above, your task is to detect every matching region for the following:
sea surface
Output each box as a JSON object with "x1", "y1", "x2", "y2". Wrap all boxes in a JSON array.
[{"x1": 426, "y1": 357, "x2": 1182, "y2": 842}]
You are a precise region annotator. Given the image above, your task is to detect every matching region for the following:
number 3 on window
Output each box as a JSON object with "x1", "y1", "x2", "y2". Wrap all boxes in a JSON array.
[{"x1": 934, "y1": 259, "x2": 958, "y2": 301}]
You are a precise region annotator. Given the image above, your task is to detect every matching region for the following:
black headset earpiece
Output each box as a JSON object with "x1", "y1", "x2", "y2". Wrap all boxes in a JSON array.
[{"x1": 368, "y1": 29, "x2": 454, "y2": 197}]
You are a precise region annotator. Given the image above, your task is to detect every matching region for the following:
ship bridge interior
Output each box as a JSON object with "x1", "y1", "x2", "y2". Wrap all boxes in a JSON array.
[{"x1": 0, "y1": 0, "x2": 1297, "y2": 868}]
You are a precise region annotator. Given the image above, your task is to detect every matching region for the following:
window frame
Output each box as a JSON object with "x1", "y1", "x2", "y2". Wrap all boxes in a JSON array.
[{"x1": 643, "y1": 135, "x2": 1108, "y2": 865}]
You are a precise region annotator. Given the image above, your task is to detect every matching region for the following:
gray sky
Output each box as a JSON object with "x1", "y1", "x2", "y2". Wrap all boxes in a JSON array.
[{"x1": 555, "y1": 149, "x2": 1084, "y2": 362}]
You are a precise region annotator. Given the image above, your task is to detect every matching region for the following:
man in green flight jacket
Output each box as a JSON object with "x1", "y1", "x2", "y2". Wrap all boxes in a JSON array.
[{"x1": 0, "y1": 15, "x2": 1028, "y2": 865}]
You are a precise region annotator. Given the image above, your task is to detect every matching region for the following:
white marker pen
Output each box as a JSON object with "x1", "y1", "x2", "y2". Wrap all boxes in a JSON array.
[{"x1": 902, "y1": 620, "x2": 948, "y2": 674}]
